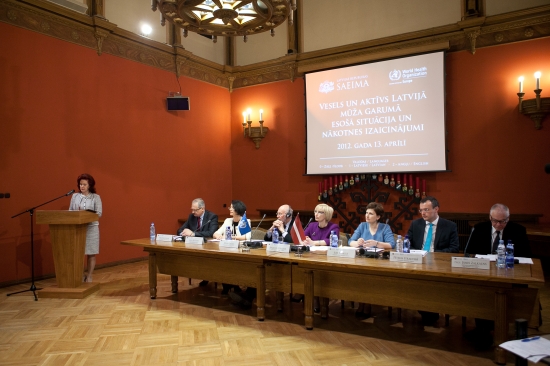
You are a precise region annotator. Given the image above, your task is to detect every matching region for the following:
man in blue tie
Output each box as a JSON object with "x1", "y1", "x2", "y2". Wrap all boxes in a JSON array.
[{"x1": 406, "y1": 196, "x2": 459, "y2": 326}]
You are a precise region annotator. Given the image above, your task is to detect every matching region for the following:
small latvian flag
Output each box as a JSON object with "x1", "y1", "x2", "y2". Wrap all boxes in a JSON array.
[{"x1": 290, "y1": 213, "x2": 306, "y2": 244}]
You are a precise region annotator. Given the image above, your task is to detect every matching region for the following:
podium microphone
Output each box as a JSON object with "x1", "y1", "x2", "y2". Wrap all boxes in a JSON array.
[
  {"x1": 66, "y1": 189, "x2": 75, "y2": 196},
  {"x1": 463, "y1": 227, "x2": 475, "y2": 257}
]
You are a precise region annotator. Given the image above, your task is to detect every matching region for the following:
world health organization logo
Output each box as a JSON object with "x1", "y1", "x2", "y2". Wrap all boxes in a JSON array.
[
  {"x1": 389, "y1": 69, "x2": 401, "y2": 81},
  {"x1": 318, "y1": 81, "x2": 334, "y2": 94}
]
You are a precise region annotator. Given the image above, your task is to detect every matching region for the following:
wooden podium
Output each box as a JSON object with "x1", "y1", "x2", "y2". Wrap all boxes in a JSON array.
[{"x1": 36, "y1": 210, "x2": 100, "y2": 298}]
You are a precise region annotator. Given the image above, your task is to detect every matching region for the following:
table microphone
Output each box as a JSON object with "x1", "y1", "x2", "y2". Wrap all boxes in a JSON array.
[
  {"x1": 463, "y1": 227, "x2": 475, "y2": 257},
  {"x1": 197, "y1": 218, "x2": 213, "y2": 232},
  {"x1": 303, "y1": 217, "x2": 313, "y2": 230},
  {"x1": 243, "y1": 214, "x2": 266, "y2": 249},
  {"x1": 66, "y1": 189, "x2": 75, "y2": 196}
]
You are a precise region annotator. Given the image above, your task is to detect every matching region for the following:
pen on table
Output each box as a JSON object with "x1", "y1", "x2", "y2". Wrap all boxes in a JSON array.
[{"x1": 521, "y1": 336, "x2": 540, "y2": 342}]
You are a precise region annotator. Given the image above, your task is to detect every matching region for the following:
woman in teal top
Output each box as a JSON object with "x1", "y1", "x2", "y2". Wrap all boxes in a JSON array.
[
  {"x1": 349, "y1": 202, "x2": 395, "y2": 318},
  {"x1": 349, "y1": 202, "x2": 395, "y2": 249}
]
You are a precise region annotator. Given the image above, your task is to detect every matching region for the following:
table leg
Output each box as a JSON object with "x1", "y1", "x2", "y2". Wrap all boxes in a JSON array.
[
  {"x1": 148, "y1": 252, "x2": 157, "y2": 299},
  {"x1": 320, "y1": 297, "x2": 329, "y2": 319},
  {"x1": 171, "y1": 275, "x2": 178, "y2": 293},
  {"x1": 304, "y1": 270, "x2": 314, "y2": 330},
  {"x1": 494, "y1": 290, "x2": 507, "y2": 365},
  {"x1": 256, "y1": 264, "x2": 265, "y2": 321},
  {"x1": 276, "y1": 291, "x2": 284, "y2": 312}
]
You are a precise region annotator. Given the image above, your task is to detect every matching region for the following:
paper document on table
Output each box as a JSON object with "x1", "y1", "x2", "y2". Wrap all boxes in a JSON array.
[
  {"x1": 475, "y1": 254, "x2": 496, "y2": 261},
  {"x1": 475, "y1": 255, "x2": 533, "y2": 264},
  {"x1": 410, "y1": 249, "x2": 428, "y2": 257},
  {"x1": 500, "y1": 337, "x2": 550, "y2": 363},
  {"x1": 309, "y1": 246, "x2": 329, "y2": 252}
]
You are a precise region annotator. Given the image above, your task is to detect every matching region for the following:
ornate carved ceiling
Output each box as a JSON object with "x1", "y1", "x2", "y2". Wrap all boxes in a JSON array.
[{"x1": 2, "y1": 0, "x2": 550, "y2": 91}]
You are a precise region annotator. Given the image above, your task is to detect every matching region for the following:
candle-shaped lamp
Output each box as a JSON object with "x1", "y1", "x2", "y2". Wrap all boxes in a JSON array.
[
  {"x1": 535, "y1": 71, "x2": 541, "y2": 90},
  {"x1": 247, "y1": 108, "x2": 251, "y2": 122},
  {"x1": 259, "y1": 109, "x2": 263, "y2": 121},
  {"x1": 518, "y1": 76, "x2": 524, "y2": 93}
]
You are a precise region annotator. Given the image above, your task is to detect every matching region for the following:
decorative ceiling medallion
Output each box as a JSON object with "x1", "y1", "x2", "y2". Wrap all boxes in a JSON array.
[{"x1": 151, "y1": 0, "x2": 296, "y2": 41}]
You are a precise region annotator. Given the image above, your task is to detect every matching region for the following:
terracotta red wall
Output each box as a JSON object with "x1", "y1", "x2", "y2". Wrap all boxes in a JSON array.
[
  {"x1": 231, "y1": 38, "x2": 550, "y2": 223},
  {"x1": 0, "y1": 23, "x2": 232, "y2": 284},
  {"x1": 2, "y1": 20, "x2": 549, "y2": 285}
]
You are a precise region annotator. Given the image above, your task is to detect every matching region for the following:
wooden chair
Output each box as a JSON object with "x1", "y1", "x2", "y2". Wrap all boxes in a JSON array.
[{"x1": 251, "y1": 227, "x2": 267, "y2": 240}]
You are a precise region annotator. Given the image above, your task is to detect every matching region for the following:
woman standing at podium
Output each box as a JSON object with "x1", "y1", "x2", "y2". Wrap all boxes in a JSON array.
[{"x1": 69, "y1": 173, "x2": 103, "y2": 283}]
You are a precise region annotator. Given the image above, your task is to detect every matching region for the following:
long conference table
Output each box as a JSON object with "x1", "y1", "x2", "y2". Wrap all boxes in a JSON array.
[{"x1": 121, "y1": 238, "x2": 545, "y2": 364}]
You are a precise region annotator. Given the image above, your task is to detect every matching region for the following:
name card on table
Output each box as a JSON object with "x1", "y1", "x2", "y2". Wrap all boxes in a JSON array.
[
  {"x1": 156, "y1": 234, "x2": 174, "y2": 242},
  {"x1": 266, "y1": 243, "x2": 291, "y2": 253},
  {"x1": 390, "y1": 252, "x2": 423, "y2": 264},
  {"x1": 327, "y1": 247, "x2": 356, "y2": 258},
  {"x1": 219, "y1": 240, "x2": 239, "y2": 249},
  {"x1": 185, "y1": 236, "x2": 204, "y2": 245},
  {"x1": 451, "y1": 257, "x2": 490, "y2": 270}
]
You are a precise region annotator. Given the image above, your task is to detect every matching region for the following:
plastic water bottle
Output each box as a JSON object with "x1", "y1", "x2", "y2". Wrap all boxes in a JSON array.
[
  {"x1": 403, "y1": 235, "x2": 410, "y2": 253},
  {"x1": 149, "y1": 223, "x2": 155, "y2": 242},
  {"x1": 506, "y1": 240, "x2": 514, "y2": 269},
  {"x1": 272, "y1": 228, "x2": 279, "y2": 243},
  {"x1": 330, "y1": 230, "x2": 338, "y2": 248},
  {"x1": 396, "y1": 235, "x2": 403, "y2": 253},
  {"x1": 496, "y1": 240, "x2": 506, "y2": 268},
  {"x1": 225, "y1": 226, "x2": 232, "y2": 240}
]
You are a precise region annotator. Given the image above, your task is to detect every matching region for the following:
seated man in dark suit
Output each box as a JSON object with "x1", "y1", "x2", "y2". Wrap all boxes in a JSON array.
[
  {"x1": 406, "y1": 196, "x2": 459, "y2": 326},
  {"x1": 177, "y1": 197, "x2": 219, "y2": 238},
  {"x1": 264, "y1": 204, "x2": 296, "y2": 243},
  {"x1": 464, "y1": 203, "x2": 530, "y2": 350},
  {"x1": 176, "y1": 198, "x2": 219, "y2": 287},
  {"x1": 231, "y1": 204, "x2": 296, "y2": 309},
  {"x1": 465, "y1": 203, "x2": 530, "y2": 257}
]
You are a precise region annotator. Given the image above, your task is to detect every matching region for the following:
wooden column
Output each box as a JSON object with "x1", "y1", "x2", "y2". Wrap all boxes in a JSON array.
[
  {"x1": 304, "y1": 270, "x2": 314, "y2": 330},
  {"x1": 494, "y1": 290, "x2": 507, "y2": 365},
  {"x1": 256, "y1": 264, "x2": 266, "y2": 321},
  {"x1": 149, "y1": 252, "x2": 157, "y2": 299}
]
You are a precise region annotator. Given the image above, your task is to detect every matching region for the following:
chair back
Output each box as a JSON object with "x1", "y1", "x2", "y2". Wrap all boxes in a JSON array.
[
  {"x1": 339, "y1": 232, "x2": 349, "y2": 246},
  {"x1": 251, "y1": 227, "x2": 267, "y2": 240}
]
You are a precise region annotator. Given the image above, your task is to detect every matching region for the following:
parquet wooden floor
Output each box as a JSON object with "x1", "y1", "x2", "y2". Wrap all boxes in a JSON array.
[{"x1": 0, "y1": 260, "x2": 548, "y2": 365}]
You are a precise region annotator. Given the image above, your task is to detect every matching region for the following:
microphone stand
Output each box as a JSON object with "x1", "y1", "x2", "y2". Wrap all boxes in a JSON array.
[{"x1": 8, "y1": 191, "x2": 73, "y2": 301}]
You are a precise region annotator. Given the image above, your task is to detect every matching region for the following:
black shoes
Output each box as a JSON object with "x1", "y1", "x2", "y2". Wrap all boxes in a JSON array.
[
  {"x1": 291, "y1": 294, "x2": 304, "y2": 303},
  {"x1": 464, "y1": 328, "x2": 494, "y2": 351},
  {"x1": 355, "y1": 310, "x2": 371, "y2": 320},
  {"x1": 229, "y1": 292, "x2": 252, "y2": 310}
]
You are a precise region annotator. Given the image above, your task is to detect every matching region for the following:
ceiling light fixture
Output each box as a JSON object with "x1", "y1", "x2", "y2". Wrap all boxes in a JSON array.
[{"x1": 151, "y1": 0, "x2": 296, "y2": 43}]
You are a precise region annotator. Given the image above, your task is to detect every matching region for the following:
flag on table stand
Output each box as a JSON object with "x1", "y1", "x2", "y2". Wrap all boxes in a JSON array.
[
  {"x1": 238, "y1": 212, "x2": 252, "y2": 235},
  {"x1": 290, "y1": 213, "x2": 306, "y2": 244}
]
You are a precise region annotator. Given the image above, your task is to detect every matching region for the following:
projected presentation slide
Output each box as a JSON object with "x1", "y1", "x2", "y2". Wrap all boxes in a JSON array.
[{"x1": 305, "y1": 51, "x2": 446, "y2": 175}]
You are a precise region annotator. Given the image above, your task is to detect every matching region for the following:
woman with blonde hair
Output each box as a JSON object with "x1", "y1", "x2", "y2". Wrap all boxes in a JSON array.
[{"x1": 303, "y1": 203, "x2": 339, "y2": 246}]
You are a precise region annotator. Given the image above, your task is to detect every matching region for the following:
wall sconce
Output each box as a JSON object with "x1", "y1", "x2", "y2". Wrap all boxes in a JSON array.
[
  {"x1": 242, "y1": 109, "x2": 269, "y2": 149},
  {"x1": 517, "y1": 72, "x2": 549, "y2": 130}
]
